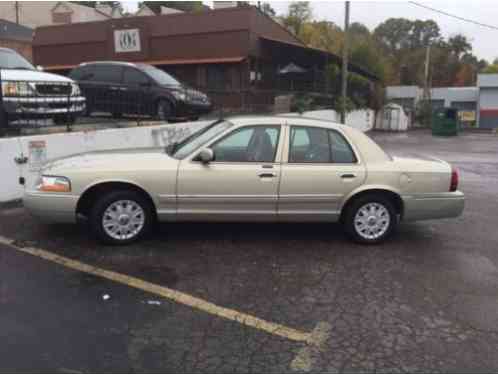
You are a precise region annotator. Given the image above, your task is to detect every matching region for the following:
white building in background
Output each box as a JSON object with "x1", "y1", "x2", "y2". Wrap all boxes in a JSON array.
[{"x1": 386, "y1": 85, "x2": 480, "y2": 128}]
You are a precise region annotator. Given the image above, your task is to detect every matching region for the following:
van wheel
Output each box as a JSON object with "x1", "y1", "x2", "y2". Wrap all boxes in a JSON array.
[
  {"x1": 343, "y1": 194, "x2": 397, "y2": 244},
  {"x1": 156, "y1": 99, "x2": 172, "y2": 121},
  {"x1": 89, "y1": 190, "x2": 154, "y2": 245},
  {"x1": 53, "y1": 114, "x2": 75, "y2": 125}
]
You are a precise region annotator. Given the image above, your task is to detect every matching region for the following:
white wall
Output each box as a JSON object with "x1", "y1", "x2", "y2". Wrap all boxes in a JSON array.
[{"x1": 290, "y1": 109, "x2": 375, "y2": 132}]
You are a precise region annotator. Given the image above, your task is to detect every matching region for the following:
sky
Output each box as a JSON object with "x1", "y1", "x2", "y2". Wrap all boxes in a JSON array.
[{"x1": 121, "y1": 1, "x2": 498, "y2": 63}]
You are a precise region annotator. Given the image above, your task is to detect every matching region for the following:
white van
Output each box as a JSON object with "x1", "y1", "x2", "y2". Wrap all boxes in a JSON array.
[{"x1": 0, "y1": 48, "x2": 85, "y2": 130}]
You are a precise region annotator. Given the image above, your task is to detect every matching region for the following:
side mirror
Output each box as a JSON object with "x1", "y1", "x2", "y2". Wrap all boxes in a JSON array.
[
  {"x1": 198, "y1": 148, "x2": 214, "y2": 164},
  {"x1": 36, "y1": 65, "x2": 44, "y2": 71}
]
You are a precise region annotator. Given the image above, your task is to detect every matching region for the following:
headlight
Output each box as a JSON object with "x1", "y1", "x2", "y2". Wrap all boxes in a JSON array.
[
  {"x1": 171, "y1": 90, "x2": 187, "y2": 101},
  {"x1": 36, "y1": 175, "x2": 71, "y2": 193},
  {"x1": 71, "y1": 83, "x2": 81, "y2": 96},
  {"x1": 2, "y1": 81, "x2": 33, "y2": 96}
]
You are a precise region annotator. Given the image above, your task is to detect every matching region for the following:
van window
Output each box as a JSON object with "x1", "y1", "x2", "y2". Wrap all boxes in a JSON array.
[
  {"x1": 91, "y1": 65, "x2": 123, "y2": 83},
  {"x1": 123, "y1": 68, "x2": 150, "y2": 86}
]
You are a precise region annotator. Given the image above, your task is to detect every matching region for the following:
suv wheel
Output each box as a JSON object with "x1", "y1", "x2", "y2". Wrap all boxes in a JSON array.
[
  {"x1": 343, "y1": 194, "x2": 398, "y2": 244},
  {"x1": 90, "y1": 190, "x2": 154, "y2": 245},
  {"x1": 156, "y1": 99, "x2": 172, "y2": 121}
]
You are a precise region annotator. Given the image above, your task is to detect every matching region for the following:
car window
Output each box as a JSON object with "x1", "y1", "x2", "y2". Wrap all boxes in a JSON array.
[
  {"x1": 123, "y1": 68, "x2": 149, "y2": 86},
  {"x1": 69, "y1": 66, "x2": 89, "y2": 81},
  {"x1": 211, "y1": 126, "x2": 280, "y2": 163},
  {"x1": 289, "y1": 126, "x2": 330, "y2": 163},
  {"x1": 328, "y1": 131, "x2": 357, "y2": 163},
  {"x1": 91, "y1": 65, "x2": 123, "y2": 83}
]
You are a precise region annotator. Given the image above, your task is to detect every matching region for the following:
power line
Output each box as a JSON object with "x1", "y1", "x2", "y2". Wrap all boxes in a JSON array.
[{"x1": 409, "y1": 1, "x2": 498, "y2": 31}]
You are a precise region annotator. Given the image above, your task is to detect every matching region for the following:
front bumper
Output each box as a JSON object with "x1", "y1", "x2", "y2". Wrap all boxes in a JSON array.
[
  {"x1": 23, "y1": 190, "x2": 79, "y2": 224},
  {"x1": 175, "y1": 100, "x2": 213, "y2": 118},
  {"x1": 3, "y1": 96, "x2": 86, "y2": 118},
  {"x1": 402, "y1": 191, "x2": 465, "y2": 221}
]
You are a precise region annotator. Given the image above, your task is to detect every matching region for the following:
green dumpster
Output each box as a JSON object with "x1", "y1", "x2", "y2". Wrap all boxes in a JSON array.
[{"x1": 432, "y1": 108, "x2": 458, "y2": 136}]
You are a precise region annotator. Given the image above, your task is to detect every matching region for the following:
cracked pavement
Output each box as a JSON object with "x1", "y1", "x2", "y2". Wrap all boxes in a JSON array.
[{"x1": 1, "y1": 129, "x2": 498, "y2": 372}]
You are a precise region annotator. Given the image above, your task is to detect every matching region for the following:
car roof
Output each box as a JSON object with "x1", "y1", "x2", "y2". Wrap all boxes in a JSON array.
[
  {"x1": 77, "y1": 61, "x2": 152, "y2": 70},
  {"x1": 227, "y1": 115, "x2": 346, "y2": 130}
]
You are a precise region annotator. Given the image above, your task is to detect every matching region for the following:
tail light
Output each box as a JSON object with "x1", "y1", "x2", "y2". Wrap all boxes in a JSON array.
[{"x1": 450, "y1": 167, "x2": 458, "y2": 192}]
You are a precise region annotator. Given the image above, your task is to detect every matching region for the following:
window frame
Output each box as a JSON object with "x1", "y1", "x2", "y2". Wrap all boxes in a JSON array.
[
  {"x1": 190, "y1": 124, "x2": 282, "y2": 164},
  {"x1": 287, "y1": 125, "x2": 359, "y2": 165}
]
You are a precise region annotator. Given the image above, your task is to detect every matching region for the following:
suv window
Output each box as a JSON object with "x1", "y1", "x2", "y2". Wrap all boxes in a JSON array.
[
  {"x1": 90, "y1": 65, "x2": 123, "y2": 83},
  {"x1": 289, "y1": 126, "x2": 356, "y2": 163},
  {"x1": 211, "y1": 126, "x2": 280, "y2": 163},
  {"x1": 123, "y1": 68, "x2": 150, "y2": 86}
]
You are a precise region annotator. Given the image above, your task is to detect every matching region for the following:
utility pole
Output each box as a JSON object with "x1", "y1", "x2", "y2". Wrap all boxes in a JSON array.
[
  {"x1": 15, "y1": 1, "x2": 19, "y2": 24},
  {"x1": 340, "y1": 1, "x2": 350, "y2": 124},
  {"x1": 422, "y1": 44, "x2": 432, "y2": 127}
]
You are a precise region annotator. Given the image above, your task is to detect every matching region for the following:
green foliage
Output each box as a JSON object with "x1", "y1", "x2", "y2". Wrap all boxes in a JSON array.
[
  {"x1": 280, "y1": 1, "x2": 312, "y2": 37},
  {"x1": 482, "y1": 64, "x2": 498, "y2": 74},
  {"x1": 260, "y1": 2, "x2": 276, "y2": 17},
  {"x1": 139, "y1": 1, "x2": 205, "y2": 14},
  {"x1": 291, "y1": 93, "x2": 315, "y2": 114}
]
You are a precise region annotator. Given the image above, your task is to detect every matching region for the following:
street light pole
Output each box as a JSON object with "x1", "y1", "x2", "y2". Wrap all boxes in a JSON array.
[{"x1": 341, "y1": 1, "x2": 350, "y2": 124}]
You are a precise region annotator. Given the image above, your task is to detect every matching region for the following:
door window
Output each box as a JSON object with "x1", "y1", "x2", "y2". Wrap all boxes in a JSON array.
[
  {"x1": 289, "y1": 126, "x2": 330, "y2": 163},
  {"x1": 289, "y1": 126, "x2": 357, "y2": 163},
  {"x1": 123, "y1": 68, "x2": 150, "y2": 86},
  {"x1": 91, "y1": 65, "x2": 123, "y2": 83},
  {"x1": 211, "y1": 126, "x2": 280, "y2": 163}
]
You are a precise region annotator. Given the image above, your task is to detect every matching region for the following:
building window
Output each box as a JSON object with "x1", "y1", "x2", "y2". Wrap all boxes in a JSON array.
[
  {"x1": 207, "y1": 65, "x2": 224, "y2": 90},
  {"x1": 52, "y1": 12, "x2": 72, "y2": 24}
]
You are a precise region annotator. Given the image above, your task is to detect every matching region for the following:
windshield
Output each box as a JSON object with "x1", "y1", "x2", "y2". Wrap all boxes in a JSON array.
[
  {"x1": 171, "y1": 120, "x2": 234, "y2": 159},
  {"x1": 0, "y1": 50, "x2": 35, "y2": 70},
  {"x1": 143, "y1": 66, "x2": 181, "y2": 86}
]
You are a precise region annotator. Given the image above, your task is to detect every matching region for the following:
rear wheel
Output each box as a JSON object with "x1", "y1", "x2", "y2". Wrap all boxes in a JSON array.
[
  {"x1": 156, "y1": 99, "x2": 172, "y2": 121},
  {"x1": 89, "y1": 190, "x2": 154, "y2": 245},
  {"x1": 343, "y1": 194, "x2": 398, "y2": 244}
]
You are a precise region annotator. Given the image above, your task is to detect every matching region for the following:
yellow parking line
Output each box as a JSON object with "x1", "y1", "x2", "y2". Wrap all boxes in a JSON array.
[{"x1": 0, "y1": 236, "x2": 312, "y2": 344}]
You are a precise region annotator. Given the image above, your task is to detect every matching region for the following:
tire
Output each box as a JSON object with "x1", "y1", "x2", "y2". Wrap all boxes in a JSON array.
[
  {"x1": 53, "y1": 114, "x2": 75, "y2": 125},
  {"x1": 343, "y1": 194, "x2": 398, "y2": 244},
  {"x1": 155, "y1": 99, "x2": 172, "y2": 121},
  {"x1": 0, "y1": 109, "x2": 7, "y2": 137},
  {"x1": 112, "y1": 112, "x2": 122, "y2": 119},
  {"x1": 89, "y1": 190, "x2": 155, "y2": 245}
]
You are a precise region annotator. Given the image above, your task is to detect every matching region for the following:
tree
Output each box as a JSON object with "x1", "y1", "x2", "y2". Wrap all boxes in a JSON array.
[
  {"x1": 482, "y1": 64, "x2": 498, "y2": 74},
  {"x1": 280, "y1": 1, "x2": 313, "y2": 37},
  {"x1": 447, "y1": 34, "x2": 472, "y2": 59},
  {"x1": 373, "y1": 18, "x2": 413, "y2": 55},
  {"x1": 139, "y1": 1, "x2": 205, "y2": 14},
  {"x1": 260, "y1": 2, "x2": 276, "y2": 17}
]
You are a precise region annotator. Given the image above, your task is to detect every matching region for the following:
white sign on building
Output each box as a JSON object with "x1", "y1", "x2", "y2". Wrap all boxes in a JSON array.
[{"x1": 114, "y1": 29, "x2": 141, "y2": 53}]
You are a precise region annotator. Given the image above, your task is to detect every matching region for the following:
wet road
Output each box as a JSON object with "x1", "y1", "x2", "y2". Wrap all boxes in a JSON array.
[{"x1": 1, "y1": 130, "x2": 498, "y2": 372}]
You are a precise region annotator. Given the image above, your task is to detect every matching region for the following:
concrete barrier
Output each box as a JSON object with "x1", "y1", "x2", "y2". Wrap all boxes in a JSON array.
[{"x1": 283, "y1": 109, "x2": 375, "y2": 132}]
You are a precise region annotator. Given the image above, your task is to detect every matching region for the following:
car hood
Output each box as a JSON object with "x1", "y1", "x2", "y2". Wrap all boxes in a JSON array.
[
  {"x1": 42, "y1": 148, "x2": 178, "y2": 174},
  {"x1": 391, "y1": 154, "x2": 451, "y2": 173},
  {"x1": 0, "y1": 69, "x2": 74, "y2": 83}
]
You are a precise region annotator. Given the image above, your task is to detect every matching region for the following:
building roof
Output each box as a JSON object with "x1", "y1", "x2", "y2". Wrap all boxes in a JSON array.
[
  {"x1": 0, "y1": 18, "x2": 33, "y2": 42},
  {"x1": 386, "y1": 86, "x2": 420, "y2": 99},
  {"x1": 431, "y1": 87, "x2": 478, "y2": 103},
  {"x1": 478, "y1": 74, "x2": 498, "y2": 88}
]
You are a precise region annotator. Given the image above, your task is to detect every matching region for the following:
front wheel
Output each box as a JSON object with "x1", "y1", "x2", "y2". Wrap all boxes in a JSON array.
[
  {"x1": 343, "y1": 195, "x2": 398, "y2": 244},
  {"x1": 155, "y1": 99, "x2": 172, "y2": 121},
  {"x1": 89, "y1": 190, "x2": 155, "y2": 245}
]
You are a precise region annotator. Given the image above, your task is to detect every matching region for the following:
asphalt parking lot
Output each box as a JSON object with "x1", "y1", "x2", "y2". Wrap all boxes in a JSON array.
[{"x1": 1, "y1": 129, "x2": 498, "y2": 373}]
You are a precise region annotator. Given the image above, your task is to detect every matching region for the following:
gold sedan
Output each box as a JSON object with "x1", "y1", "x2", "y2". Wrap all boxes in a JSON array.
[{"x1": 24, "y1": 116, "x2": 464, "y2": 245}]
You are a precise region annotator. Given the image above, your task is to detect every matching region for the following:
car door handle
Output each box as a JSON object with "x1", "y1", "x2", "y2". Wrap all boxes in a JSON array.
[
  {"x1": 258, "y1": 172, "x2": 277, "y2": 178},
  {"x1": 341, "y1": 173, "x2": 356, "y2": 179}
]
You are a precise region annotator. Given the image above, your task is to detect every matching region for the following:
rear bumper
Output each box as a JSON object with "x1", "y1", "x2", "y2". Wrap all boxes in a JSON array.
[
  {"x1": 23, "y1": 191, "x2": 78, "y2": 224},
  {"x1": 3, "y1": 96, "x2": 86, "y2": 118},
  {"x1": 402, "y1": 191, "x2": 465, "y2": 221}
]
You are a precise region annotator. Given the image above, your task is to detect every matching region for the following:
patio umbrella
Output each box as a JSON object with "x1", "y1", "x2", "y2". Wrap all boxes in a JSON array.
[{"x1": 278, "y1": 63, "x2": 307, "y2": 91}]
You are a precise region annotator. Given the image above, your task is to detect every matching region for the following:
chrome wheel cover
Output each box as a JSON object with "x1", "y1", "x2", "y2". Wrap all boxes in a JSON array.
[
  {"x1": 102, "y1": 200, "x2": 145, "y2": 241},
  {"x1": 354, "y1": 202, "x2": 391, "y2": 240}
]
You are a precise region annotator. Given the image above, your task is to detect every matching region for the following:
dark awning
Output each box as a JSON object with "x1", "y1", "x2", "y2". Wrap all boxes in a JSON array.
[{"x1": 260, "y1": 36, "x2": 380, "y2": 83}]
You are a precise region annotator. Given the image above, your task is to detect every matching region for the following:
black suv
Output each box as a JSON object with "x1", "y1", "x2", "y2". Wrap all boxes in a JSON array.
[{"x1": 69, "y1": 62, "x2": 212, "y2": 121}]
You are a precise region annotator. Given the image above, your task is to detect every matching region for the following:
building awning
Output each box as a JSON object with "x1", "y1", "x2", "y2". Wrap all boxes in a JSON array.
[
  {"x1": 43, "y1": 56, "x2": 246, "y2": 71},
  {"x1": 260, "y1": 37, "x2": 380, "y2": 82}
]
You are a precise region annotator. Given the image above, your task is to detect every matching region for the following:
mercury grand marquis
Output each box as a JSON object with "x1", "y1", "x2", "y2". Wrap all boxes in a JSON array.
[{"x1": 24, "y1": 116, "x2": 464, "y2": 245}]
